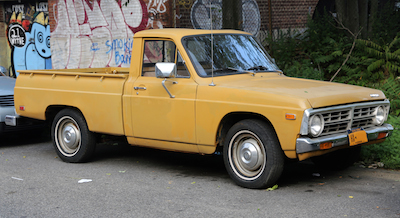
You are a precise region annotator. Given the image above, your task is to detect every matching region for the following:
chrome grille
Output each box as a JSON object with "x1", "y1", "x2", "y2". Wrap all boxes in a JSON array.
[
  {"x1": 0, "y1": 95, "x2": 14, "y2": 107},
  {"x1": 320, "y1": 109, "x2": 351, "y2": 136},
  {"x1": 300, "y1": 100, "x2": 390, "y2": 137},
  {"x1": 352, "y1": 106, "x2": 376, "y2": 129},
  {"x1": 318, "y1": 105, "x2": 385, "y2": 136}
]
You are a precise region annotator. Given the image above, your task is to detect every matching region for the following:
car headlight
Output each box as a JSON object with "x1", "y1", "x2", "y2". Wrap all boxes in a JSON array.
[
  {"x1": 309, "y1": 114, "x2": 324, "y2": 137},
  {"x1": 372, "y1": 106, "x2": 386, "y2": 125}
]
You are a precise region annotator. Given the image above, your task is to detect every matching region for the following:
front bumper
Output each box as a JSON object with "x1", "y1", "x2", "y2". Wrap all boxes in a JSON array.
[
  {"x1": 296, "y1": 123, "x2": 394, "y2": 154},
  {"x1": 1, "y1": 115, "x2": 45, "y2": 134}
]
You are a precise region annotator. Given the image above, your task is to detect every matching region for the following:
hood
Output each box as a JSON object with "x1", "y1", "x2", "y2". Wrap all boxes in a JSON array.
[
  {"x1": 0, "y1": 76, "x2": 16, "y2": 96},
  {"x1": 212, "y1": 74, "x2": 386, "y2": 108}
]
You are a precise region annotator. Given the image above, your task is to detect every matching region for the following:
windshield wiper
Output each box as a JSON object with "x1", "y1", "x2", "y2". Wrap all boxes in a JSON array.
[
  {"x1": 247, "y1": 66, "x2": 270, "y2": 71},
  {"x1": 213, "y1": 67, "x2": 241, "y2": 72},
  {"x1": 212, "y1": 67, "x2": 260, "y2": 77}
]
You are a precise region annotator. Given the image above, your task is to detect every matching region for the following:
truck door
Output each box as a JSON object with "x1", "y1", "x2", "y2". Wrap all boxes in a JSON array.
[{"x1": 131, "y1": 39, "x2": 197, "y2": 144}]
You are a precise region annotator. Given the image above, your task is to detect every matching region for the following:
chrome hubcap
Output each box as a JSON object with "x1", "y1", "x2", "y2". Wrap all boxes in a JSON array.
[
  {"x1": 62, "y1": 124, "x2": 80, "y2": 151},
  {"x1": 239, "y1": 139, "x2": 263, "y2": 171},
  {"x1": 229, "y1": 130, "x2": 266, "y2": 180},
  {"x1": 55, "y1": 116, "x2": 81, "y2": 156}
]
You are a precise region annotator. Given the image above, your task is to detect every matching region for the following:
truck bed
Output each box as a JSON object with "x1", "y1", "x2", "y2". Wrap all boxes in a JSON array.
[{"x1": 14, "y1": 67, "x2": 130, "y2": 135}]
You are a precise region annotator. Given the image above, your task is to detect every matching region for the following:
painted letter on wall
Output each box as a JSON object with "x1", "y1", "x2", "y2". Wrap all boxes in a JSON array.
[{"x1": 50, "y1": 0, "x2": 150, "y2": 69}]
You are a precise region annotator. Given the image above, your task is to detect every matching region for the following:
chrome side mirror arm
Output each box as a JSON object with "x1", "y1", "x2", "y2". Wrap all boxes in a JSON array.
[
  {"x1": 162, "y1": 78, "x2": 178, "y2": 98},
  {"x1": 155, "y1": 62, "x2": 178, "y2": 98}
]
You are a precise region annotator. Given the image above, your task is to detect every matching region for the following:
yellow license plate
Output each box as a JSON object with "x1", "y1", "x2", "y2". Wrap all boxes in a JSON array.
[{"x1": 348, "y1": 129, "x2": 368, "y2": 146}]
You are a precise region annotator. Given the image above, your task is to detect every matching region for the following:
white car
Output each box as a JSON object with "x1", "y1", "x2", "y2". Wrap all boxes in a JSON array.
[
  {"x1": 0, "y1": 67, "x2": 17, "y2": 133},
  {"x1": 0, "y1": 67, "x2": 44, "y2": 134}
]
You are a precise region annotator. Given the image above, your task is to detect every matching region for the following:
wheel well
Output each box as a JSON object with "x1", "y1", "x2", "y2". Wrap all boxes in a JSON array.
[
  {"x1": 216, "y1": 112, "x2": 275, "y2": 152},
  {"x1": 45, "y1": 105, "x2": 81, "y2": 123}
]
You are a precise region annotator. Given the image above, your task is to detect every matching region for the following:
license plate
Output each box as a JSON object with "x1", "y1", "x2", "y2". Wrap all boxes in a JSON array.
[{"x1": 348, "y1": 128, "x2": 368, "y2": 146}]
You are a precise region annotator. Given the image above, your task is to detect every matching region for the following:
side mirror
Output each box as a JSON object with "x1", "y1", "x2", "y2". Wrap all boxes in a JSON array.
[
  {"x1": 155, "y1": 63, "x2": 178, "y2": 98},
  {"x1": 155, "y1": 62, "x2": 177, "y2": 78},
  {"x1": 0, "y1": 66, "x2": 7, "y2": 76}
]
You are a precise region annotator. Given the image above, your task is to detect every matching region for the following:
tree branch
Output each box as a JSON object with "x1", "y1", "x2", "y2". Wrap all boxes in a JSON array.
[
  {"x1": 329, "y1": 12, "x2": 362, "y2": 82},
  {"x1": 329, "y1": 38, "x2": 358, "y2": 82}
]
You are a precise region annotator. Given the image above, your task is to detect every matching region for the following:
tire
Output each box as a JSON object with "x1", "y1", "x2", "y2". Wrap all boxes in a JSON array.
[
  {"x1": 311, "y1": 146, "x2": 361, "y2": 170},
  {"x1": 223, "y1": 119, "x2": 284, "y2": 189},
  {"x1": 51, "y1": 108, "x2": 96, "y2": 163}
]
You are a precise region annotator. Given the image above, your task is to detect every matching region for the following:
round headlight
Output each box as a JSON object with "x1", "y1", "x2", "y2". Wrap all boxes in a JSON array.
[
  {"x1": 372, "y1": 106, "x2": 385, "y2": 125},
  {"x1": 309, "y1": 114, "x2": 324, "y2": 137}
]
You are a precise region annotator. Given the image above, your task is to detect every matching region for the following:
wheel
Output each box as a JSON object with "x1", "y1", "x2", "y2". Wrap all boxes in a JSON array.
[
  {"x1": 223, "y1": 119, "x2": 284, "y2": 189},
  {"x1": 51, "y1": 108, "x2": 96, "y2": 163},
  {"x1": 311, "y1": 146, "x2": 361, "y2": 170}
]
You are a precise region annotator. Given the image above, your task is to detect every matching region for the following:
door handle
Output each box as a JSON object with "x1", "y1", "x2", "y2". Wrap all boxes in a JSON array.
[{"x1": 134, "y1": 87, "x2": 147, "y2": 90}]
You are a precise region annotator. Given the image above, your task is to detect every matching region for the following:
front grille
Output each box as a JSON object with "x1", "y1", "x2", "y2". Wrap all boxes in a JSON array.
[
  {"x1": 315, "y1": 103, "x2": 388, "y2": 136},
  {"x1": 0, "y1": 95, "x2": 14, "y2": 107},
  {"x1": 352, "y1": 106, "x2": 376, "y2": 129},
  {"x1": 321, "y1": 109, "x2": 351, "y2": 136}
]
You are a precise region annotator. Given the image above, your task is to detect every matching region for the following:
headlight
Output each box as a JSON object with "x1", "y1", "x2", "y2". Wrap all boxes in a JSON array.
[
  {"x1": 372, "y1": 106, "x2": 386, "y2": 125},
  {"x1": 309, "y1": 114, "x2": 324, "y2": 137}
]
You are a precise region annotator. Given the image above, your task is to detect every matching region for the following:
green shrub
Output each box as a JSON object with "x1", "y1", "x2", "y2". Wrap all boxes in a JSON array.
[
  {"x1": 375, "y1": 77, "x2": 400, "y2": 115},
  {"x1": 263, "y1": 7, "x2": 400, "y2": 169}
]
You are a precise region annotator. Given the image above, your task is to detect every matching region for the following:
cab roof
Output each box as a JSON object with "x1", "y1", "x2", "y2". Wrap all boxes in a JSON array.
[{"x1": 133, "y1": 28, "x2": 251, "y2": 40}]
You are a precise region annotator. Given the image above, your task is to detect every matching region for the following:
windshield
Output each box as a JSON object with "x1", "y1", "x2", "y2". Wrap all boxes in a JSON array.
[{"x1": 182, "y1": 34, "x2": 279, "y2": 77}]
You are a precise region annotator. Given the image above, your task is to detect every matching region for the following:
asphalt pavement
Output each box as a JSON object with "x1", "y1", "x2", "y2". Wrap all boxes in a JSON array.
[{"x1": 1, "y1": 133, "x2": 399, "y2": 218}]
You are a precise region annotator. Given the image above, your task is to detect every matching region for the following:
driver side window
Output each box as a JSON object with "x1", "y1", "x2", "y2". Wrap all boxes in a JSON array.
[{"x1": 142, "y1": 40, "x2": 190, "y2": 78}]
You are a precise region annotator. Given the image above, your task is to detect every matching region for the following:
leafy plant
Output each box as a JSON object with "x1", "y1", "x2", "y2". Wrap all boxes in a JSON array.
[
  {"x1": 375, "y1": 77, "x2": 400, "y2": 115},
  {"x1": 283, "y1": 60, "x2": 323, "y2": 80},
  {"x1": 357, "y1": 36, "x2": 400, "y2": 78}
]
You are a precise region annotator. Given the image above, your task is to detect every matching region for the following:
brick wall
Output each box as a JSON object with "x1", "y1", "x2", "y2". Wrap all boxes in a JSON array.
[
  {"x1": 175, "y1": 0, "x2": 318, "y2": 31},
  {"x1": 0, "y1": 4, "x2": 4, "y2": 23},
  {"x1": 270, "y1": 0, "x2": 318, "y2": 29},
  {"x1": 48, "y1": 0, "x2": 56, "y2": 32}
]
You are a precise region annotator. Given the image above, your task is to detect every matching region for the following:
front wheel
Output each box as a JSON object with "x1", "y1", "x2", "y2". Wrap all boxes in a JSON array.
[
  {"x1": 223, "y1": 119, "x2": 284, "y2": 189},
  {"x1": 51, "y1": 108, "x2": 96, "y2": 163}
]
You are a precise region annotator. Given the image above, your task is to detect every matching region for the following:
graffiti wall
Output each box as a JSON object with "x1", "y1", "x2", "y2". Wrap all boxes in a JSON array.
[
  {"x1": 5, "y1": 2, "x2": 51, "y2": 76},
  {"x1": 42, "y1": 0, "x2": 263, "y2": 70},
  {"x1": 50, "y1": 0, "x2": 172, "y2": 69}
]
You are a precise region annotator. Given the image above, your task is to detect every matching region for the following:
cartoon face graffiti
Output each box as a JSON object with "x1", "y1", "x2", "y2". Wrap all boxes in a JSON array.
[
  {"x1": 5, "y1": 5, "x2": 52, "y2": 76},
  {"x1": 10, "y1": 12, "x2": 52, "y2": 75},
  {"x1": 31, "y1": 23, "x2": 51, "y2": 58}
]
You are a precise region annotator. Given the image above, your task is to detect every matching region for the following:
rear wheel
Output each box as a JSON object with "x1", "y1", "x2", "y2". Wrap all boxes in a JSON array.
[
  {"x1": 51, "y1": 108, "x2": 96, "y2": 163},
  {"x1": 223, "y1": 119, "x2": 284, "y2": 189}
]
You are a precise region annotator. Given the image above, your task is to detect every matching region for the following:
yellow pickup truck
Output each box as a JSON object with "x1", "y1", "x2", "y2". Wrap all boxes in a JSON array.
[{"x1": 8, "y1": 29, "x2": 393, "y2": 188}]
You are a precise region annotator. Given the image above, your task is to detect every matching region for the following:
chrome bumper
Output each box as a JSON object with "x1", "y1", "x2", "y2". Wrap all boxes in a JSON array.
[
  {"x1": 5, "y1": 114, "x2": 18, "y2": 126},
  {"x1": 296, "y1": 123, "x2": 394, "y2": 154}
]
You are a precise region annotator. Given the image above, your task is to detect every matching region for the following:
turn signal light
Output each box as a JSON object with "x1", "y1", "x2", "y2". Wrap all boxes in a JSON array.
[
  {"x1": 285, "y1": 113, "x2": 296, "y2": 120},
  {"x1": 19, "y1": 106, "x2": 25, "y2": 111},
  {"x1": 319, "y1": 142, "x2": 332, "y2": 150},
  {"x1": 377, "y1": 132, "x2": 387, "y2": 139}
]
